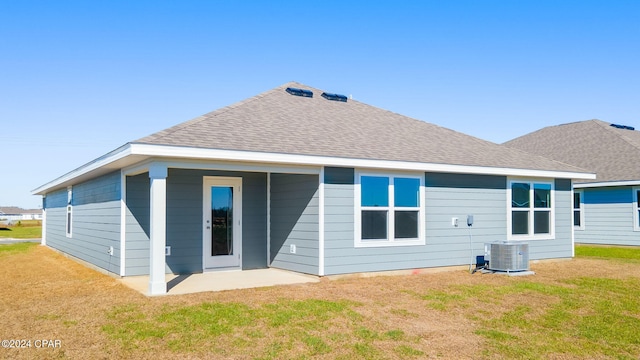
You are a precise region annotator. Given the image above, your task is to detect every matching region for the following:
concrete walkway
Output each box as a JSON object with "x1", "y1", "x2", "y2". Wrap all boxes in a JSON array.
[
  {"x1": 0, "y1": 238, "x2": 41, "y2": 244},
  {"x1": 119, "y1": 268, "x2": 320, "y2": 296}
]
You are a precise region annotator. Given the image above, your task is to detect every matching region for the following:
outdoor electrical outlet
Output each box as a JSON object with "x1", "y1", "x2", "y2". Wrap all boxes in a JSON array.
[
  {"x1": 108, "y1": 246, "x2": 113, "y2": 256},
  {"x1": 290, "y1": 244, "x2": 296, "y2": 254},
  {"x1": 452, "y1": 217, "x2": 459, "y2": 227},
  {"x1": 165, "y1": 246, "x2": 171, "y2": 256}
]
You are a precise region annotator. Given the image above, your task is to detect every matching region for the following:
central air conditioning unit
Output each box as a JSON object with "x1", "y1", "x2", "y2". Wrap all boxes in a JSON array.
[{"x1": 485, "y1": 242, "x2": 529, "y2": 272}]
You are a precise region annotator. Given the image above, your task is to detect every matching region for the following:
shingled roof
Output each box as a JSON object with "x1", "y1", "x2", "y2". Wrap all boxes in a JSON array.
[
  {"x1": 135, "y1": 81, "x2": 586, "y2": 173},
  {"x1": 504, "y1": 119, "x2": 640, "y2": 183}
]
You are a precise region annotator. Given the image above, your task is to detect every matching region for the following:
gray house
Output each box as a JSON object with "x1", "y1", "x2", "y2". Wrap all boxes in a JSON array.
[
  {"x1": 33, "y1": 82, "x2": 594, "y2": 295},
  {"x1": 505, "y1": 119, "x2": 640, "y2": 246}
]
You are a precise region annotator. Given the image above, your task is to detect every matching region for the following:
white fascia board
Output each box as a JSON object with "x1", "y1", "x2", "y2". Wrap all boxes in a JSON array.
[
  {"x1": 33, "y1": 142, "x2": 596, "y2": 196},
  {"x1": 129, "y1": 143, "x2": 596, "y2": 180},
  {"x1": 32, "y1": 144, "x2": 133, "y2": 195},
  {"x1": 575, "y1": 180, "x2": 640, "y2": 188}
]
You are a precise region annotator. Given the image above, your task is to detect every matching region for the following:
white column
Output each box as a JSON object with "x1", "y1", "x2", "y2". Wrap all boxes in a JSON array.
[
  {"x1": 149, "y1": 164, "x2": 167, "y2": 295},
  {"x1": 266, "y1": 172, "x2": 271, "y2": 267},
  {"x1": 120, "y1": 171, "x2": 127, "y2": 277},
  {"x1": 318, "y1": 167, "x2": 325, "y2": 276},
  {"x1": 41, "y1": 206, "x2": 47, "y2": 246}
]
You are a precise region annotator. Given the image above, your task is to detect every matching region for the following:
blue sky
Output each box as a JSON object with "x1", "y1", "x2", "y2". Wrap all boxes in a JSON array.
[{"x1": 1, "y1": 1, "x2": 639, "y2": 208}]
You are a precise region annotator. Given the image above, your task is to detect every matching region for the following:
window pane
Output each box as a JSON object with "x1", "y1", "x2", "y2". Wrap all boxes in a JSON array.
[
  {"x1": 534, "y1": 183, "x2": 551, "y2": 208},
  {"x1": 512, "y1": 211, "x2": 528, "y2": 235},
  {"x1": 395, "y1": 211, "x2": 418, "y2": 238},
  {"x1": 573, "y1": 193, "x2": 580, "y2": 209},
  {"x1": 66, "y1": 207, "x2": 72, "y2": 235},
  {"x1": 534, "y1": 211, "x2": 550, "y2": 234},
  {"x1": 362, "y1": 210, "x2": 387, "y2": 239},
  {"x1": 637, "y1": 191, "x2": 640, "y2": 207},
  {"x1": 394, "y1": 178, "x2": 420, "y2": 207},
  {"x1": 512, "y1": 183, "x2": 530, "y2": 208},
  {"x1": 361, "y1": 176, "x2": 389, "y2": 207},
  {"x1": 574, "y1": 210, "x2": 581, "y2": 226}
]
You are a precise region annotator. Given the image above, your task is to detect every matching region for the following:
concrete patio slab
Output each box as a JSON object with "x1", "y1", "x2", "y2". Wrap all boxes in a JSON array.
[{"x1": 119, "y1": 268, "x2": 320, "y2": 296}]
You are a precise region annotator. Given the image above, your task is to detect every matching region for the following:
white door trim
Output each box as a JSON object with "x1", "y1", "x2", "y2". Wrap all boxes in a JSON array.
[{"x1": 202, "y1": 176, "x2": 243, "y2": 270}]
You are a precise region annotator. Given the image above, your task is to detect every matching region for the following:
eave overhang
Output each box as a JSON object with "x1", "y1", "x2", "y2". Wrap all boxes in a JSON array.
[{"x1": 32, "y1": 143, "x2": 596, "y2": 195}]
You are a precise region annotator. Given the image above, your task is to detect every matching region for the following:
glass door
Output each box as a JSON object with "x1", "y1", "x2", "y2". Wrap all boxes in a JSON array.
[{"x1": 203, "y1": 177, "x2": 242, "y2": 269}]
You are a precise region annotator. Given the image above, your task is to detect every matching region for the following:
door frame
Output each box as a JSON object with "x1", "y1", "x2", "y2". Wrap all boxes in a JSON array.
[{"x1": 202, "y1": 176, "x2": 243, "y2": 270}]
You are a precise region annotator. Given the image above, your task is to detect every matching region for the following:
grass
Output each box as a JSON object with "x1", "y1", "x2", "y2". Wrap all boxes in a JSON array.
[
  {"x1": 1, "y1": 243, "x2": 640, "y2": 359},
  {"x1": 0, "y1": 241, "x2": 38, "y2": 255},
  {"x1": 575, "y1": 244, "x2": 640, "y2": 261},
  {"x1": 0, "y1": 220, "x2": 42, "y2": 239}
]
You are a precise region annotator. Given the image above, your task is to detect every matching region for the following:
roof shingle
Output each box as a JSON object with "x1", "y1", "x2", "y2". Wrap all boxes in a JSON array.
[
  {"x1": 504, "y1": 119, "x2": 640, "y2": 183},
  {"x1": 135, "y1": 81, "x2": 587, "y2": 174}
]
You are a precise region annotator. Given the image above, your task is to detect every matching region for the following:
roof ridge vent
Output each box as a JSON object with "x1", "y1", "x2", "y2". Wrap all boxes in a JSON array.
[
  {"x1": 321, "y1": 92, "x2": 348, "y2": 102},
  {"x1": 610, "y1": 123, "x2": 635, "y2": 131},
  {"x1": 285, "y1": 87, "x2": 313, "y2": 98}
]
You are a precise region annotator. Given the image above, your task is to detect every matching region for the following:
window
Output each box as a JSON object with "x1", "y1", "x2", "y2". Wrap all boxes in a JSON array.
[
  {"x1": 508, "y1": 180, "x2": 554, "y2": 239},
  {"x1": 356, "y1": 173, "x2": 424, "y2": 247},
  {"x1": 66, "y1": 187, "x2": 73, "y2": 238},
  {"x1": 633, "y1": 188, "x2": 640, "y2": 232},
  {"x1": 573, "y1": 189, "x2": 584, "y2": 230}
]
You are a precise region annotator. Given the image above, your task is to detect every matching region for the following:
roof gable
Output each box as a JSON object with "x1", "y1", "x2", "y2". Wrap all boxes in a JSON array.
[
  {"x1": 135, "y1": 81, "x2": 586, "y2": 173},
  {"x1": 504, "y1": 119, "x2": 640, "y2": 182}
]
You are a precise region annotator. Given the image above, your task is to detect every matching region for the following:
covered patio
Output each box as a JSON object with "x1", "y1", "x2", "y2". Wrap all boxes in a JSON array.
[{"x1": 119, "y1": 268, "x2": 320, "y2": 296}]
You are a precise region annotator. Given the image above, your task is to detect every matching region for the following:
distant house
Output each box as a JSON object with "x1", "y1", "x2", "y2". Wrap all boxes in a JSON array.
[
  {"x1": 505, "y1": 120, "x2": 640, "y2": 246},
  {"x1": 0, "y1": 207, "x2": 43, "y2": 222},
  {"x1": 32, "y1": 82, "x2": 593, "y2": 295}
]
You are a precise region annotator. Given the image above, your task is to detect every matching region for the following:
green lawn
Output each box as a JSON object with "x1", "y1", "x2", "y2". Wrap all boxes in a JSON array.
[
  {"x1": 2, "y1": 242, "x2": 639, "y2": 359},
  {"x1": 0, "y1": 220, "x2": 41, "y2": 239},
  {"x1": 99, "y1": 245, "x2": 640, "y2": 359},
  {"x1": 0, "y1": 224, "x2": 41, "y2": 239},
  {"x1": 575, "y1": 244, "x2": 640, "y2": 262}
]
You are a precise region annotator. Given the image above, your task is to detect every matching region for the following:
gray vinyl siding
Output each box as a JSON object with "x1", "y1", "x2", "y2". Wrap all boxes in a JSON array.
[
  {"x1": 270, "y1": 173, "x2": 319, "y2": 275},
  {"x1": 423, "y1": 173, "x2": 508, "y2": 266},
  {"x1": 323, "y1": 168, "x2": 355, "y2": 275},
  {"x1": 124, "y1": 169, "x2": 268, "y2": 276},
  {"x1": 575, "y1": 186, "x2": 640, "y2": 246},
  {"x1": 323, "y1": 171, "x2": 573, "y2": 275},
  {"x1": 44, "y1": 171, "x2": 121, "y2": 274},
  {"x1": 124, "y1": 173, "x2": 150, "y2": 276}
]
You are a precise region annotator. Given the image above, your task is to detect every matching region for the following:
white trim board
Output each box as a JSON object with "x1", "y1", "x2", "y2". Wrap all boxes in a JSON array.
[
  {"x1": 33, "y1": 142, "x2": 596, "y2": 195},
  {"x1": 318, "y1": 167, "x2": 325, "y2": 275},
  {"x1": 575, "y1": 180, "x2": 640, "y2": 188}
]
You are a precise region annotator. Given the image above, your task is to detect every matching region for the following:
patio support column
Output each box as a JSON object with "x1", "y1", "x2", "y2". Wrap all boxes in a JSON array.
[
  {"x1": 41, "y1": 205, "x2": 47, "y2": 246},
  {"x1": 149, "y1": 164, "x2": 167, "y2": 295}
]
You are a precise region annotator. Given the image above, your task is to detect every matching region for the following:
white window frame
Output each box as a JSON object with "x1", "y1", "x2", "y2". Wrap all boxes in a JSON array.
[
  {"x1": 507, "y1": 178, "x2": 555, "y2": 240},
  {"x1": 633, "y1": 187, "x2": 640, "y2": 232},
  {"x1": 354, "y1": 171, "x2": 425, "y2": 247},
  {"x1": 66, "y1": 186, "x2": 73, "y2": 238},
  {"x1": 573, "y1": 189, "x2": 584, "y2": 231}
]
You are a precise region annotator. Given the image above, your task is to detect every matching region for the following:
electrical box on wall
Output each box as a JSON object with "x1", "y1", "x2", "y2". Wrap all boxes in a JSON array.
[
  {"x1": 452, "y1": 217, "x2": 459, "y2": 227},
  {"x1": 165, "y1": 246, "x2": 171, "y2": 256},
  {"x1": 289, "y1": 244, "x2": 296, "y2": 254}
]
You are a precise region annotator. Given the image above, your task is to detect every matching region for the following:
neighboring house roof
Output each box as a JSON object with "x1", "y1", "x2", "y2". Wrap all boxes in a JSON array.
[
  {"x1": 0, "y1": 207, "x2": 42, "y2": 215},
  {"x1": 33, "y1": 82, "x2": 594, "y2": 195},
  {"x1": 504, "y1": 119, "x2": 640, "y2": 184}
]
